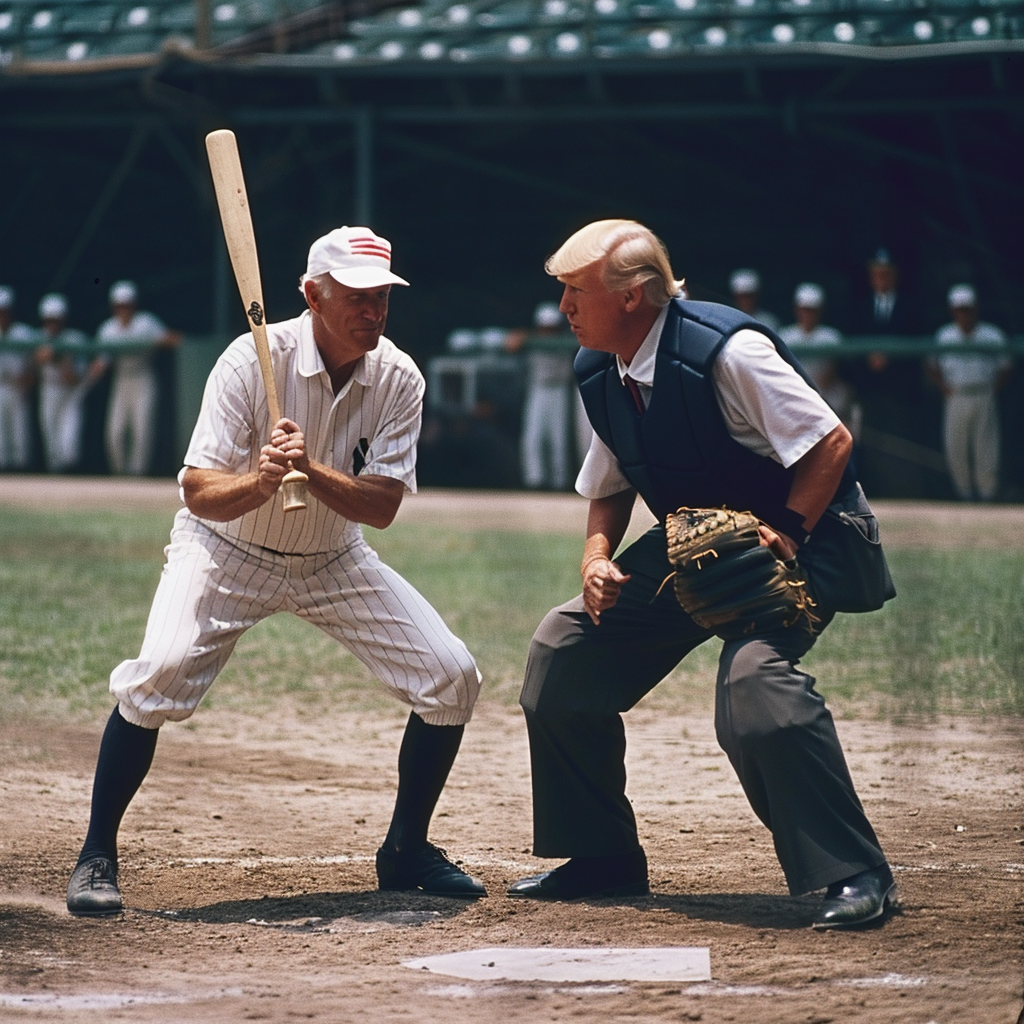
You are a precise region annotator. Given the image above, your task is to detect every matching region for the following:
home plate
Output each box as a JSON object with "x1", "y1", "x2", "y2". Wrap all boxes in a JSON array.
[{"x1": 402, "y1": 946, "x2": 711, "y2": 983}]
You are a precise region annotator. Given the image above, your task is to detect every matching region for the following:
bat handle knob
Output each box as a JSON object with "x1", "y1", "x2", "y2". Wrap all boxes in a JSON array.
[{"x1": 281, "y1": 468, "x2": 309, "y2": 513}]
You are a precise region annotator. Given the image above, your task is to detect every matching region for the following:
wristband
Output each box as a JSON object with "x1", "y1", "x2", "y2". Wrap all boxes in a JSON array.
[
  {"x1": 581, "y1": 554, "x2": 610, "y2": 577},
  {"x1": 772, "y1": 507, "x2": 811, "y2": 548}
]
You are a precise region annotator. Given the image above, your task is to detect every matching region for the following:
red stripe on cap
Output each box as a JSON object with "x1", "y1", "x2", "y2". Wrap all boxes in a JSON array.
[{"x1": 349, "y1": 238, "x2": 391, "y2": 259}]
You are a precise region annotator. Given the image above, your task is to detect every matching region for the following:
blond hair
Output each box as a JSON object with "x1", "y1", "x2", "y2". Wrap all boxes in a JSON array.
[{"x1": 544, "y1": 219, "x2": 684, "y2": 307}]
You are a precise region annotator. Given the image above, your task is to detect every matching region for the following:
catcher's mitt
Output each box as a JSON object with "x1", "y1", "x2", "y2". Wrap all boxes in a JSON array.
[{"x1": 664, "y1": 507, "x2": 817, "y2": 640}]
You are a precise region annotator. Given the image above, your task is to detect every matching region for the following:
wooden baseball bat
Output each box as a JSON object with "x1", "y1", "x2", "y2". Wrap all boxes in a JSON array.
[{"x1": 205, "y1": 128, "x2": 307, "y2": 513}]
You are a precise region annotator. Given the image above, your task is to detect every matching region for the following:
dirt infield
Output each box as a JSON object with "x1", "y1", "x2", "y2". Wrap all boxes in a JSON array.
[{"x1": 1, "y1": 479, "x2": 1022, "y2": 1023}]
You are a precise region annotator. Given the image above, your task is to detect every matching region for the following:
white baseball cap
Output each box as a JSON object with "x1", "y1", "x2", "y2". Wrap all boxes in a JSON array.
[
  {"x1": 730, "y1": 269, "x2": 760, "y2": 294},
  {"x1": 794, "y1": 282, "x2": 825, "y2": 308},
  {"x1": 39, "y1": 293, "x2": 68, "y2": 320},
  {"x1": 306, "y1": 227, "x2": 409, "y2": 289},
  {"x1": 109, "y1": 280, "x2": 138, "y2": 306},
  {"x1": 0, "y1": 285, "x2": 13, "y2": 309},
  {"x1": 533, "y1": 301, "x2": 563, "y2": 328},
  {"x1": 948, "y1": 283, "x2": 976, "y2": 308}
]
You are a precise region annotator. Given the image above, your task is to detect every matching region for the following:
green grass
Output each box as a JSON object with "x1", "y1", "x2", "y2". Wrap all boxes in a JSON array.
[{"x1": 1, "y1": 507, "x2": 1021, "y2": 723}]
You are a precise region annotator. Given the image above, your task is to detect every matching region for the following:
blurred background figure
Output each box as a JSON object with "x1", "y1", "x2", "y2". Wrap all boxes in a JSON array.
[
  {"x1": 861, "y1": 247, "x2": 917, "y2": 354},
  {"x1": 34, "y1": 293, "x2": 99, "y2": 473},
  {"x1": 507, "y1": 300, "x2": 577, "y2": 490},
  {"x1": 926, "y1": 284, "x2": 1012, "y2": 502},
  {"x1": 729, "y1": 268, "x2": 780, "y2": 332},
  {"x1": 0, "y1": 286, "x2": 36, "y2": 471},
  {"x1": 780, "y1": 282, "x2": 862, "y2": 442},
  {"x1": 94, "y1": 280, "x2": 181, "y2": 476},
  {"x1": 850, "y1": 246, "x2": 932, "y2": 497}
]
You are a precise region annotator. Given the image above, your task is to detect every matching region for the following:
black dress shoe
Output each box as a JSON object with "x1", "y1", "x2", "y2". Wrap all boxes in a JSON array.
[
  {"x1": 812, "y1": 865, "x2": 898, "y2": 930},
  {"x1": 66, "y1": 856, "x2": 122, "y2": 917},
  {"x1": 507, "y1": 849, "x2": 649, "y2": 901},
  {"x1": 376, "y1": 842, "x2": 486, "y2": 897}
]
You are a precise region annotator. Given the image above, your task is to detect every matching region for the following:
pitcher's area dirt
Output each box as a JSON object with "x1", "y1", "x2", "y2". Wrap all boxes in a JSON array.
[{"x1": 1, "y1": 480, "x2": 1022, "y2": 1023}]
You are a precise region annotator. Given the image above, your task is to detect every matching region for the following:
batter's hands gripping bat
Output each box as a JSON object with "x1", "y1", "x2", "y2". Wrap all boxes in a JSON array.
[{"x1": 205, "y1": 128, "x2": 308, "y2": 513}]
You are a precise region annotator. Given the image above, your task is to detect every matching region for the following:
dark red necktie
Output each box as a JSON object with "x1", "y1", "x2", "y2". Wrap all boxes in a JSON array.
[{"x1": 624, "y1": 375, "x2": 645, "y2": 414}]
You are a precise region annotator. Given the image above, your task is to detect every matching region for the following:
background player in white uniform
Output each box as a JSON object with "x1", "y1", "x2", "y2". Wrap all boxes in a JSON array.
[
  {"x1": 0, "y1": 286, "x2": 36, "y2": 471},
  {"x1": 94, "y1": 280, "x2": 181, "y2": 475},
  {"x1": 507, "y1": 301, "x2": 577, "y2": 489},
  {"x1": 34, "y1": 293, "x2": 100, "y2": 472},
  {"x1": 729, "y1": 268, "x2": 781, "y2": 333},
  {"x1": 66, "y1": 226, "x2": 485, "y2": 916},
  {"x1": 779, "y1": 282, "x2": 862, "y2": 443},
  {"x1": 926, "y1": 283, "x2": 1012, "y2": 501}
]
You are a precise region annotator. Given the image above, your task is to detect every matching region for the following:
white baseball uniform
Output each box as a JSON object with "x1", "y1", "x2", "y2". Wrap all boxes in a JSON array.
[
  {"x1": 0, "y1": 322, "x2": 35, "y2": 469},
  {"x1": 96, "y1": 310, "x2": 168, "y2": 475},
  {"x1": 37, "y1": 326, "x2": 91, "y2": 472},
  {"x1": 520, "y1": 338, "x2": 576, "y2": 489},
  {"x1": 779, "y1": 321, "x2": 862, "y2": 442},
  {"x1": 931, "y1": 319, "x2": 1011, "y2": 500},
  {"x1": 110, "y1": 310, "x2": 481, "y2": 730}
]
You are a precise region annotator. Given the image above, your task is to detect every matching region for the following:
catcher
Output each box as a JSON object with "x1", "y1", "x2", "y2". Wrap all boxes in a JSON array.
[{"x1": 508, "y1": 219, "x2": 898, "y2": 930}]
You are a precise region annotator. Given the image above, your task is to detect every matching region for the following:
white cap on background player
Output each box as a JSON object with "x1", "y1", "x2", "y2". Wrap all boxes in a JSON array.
[
  {"x1": 730, "y1": 269, "x2": 760, "y2": 294},
  {"x1": 794, "y1": 283, "x2": 825, "y2": 309},
  {"x1": 109, "y1": 280, "x2": 138, "y2": 306},
  {"x1": 0, "y1": 285, "x2": 13, "y2": 309},
  {"x1": 947, "y1": 283, "x2": 976, "y2": 308},
  {"x1": 39, "y1": 293, "x2": 68, "y2": 321},
  {"x1": 533, "y1": 301, "x2": 563, "y2": 328},
  {"x1": 305, "y1": 227, "x2": 410, "y2": 289}
]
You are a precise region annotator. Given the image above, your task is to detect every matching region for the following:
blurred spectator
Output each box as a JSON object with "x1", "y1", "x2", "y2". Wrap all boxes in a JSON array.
[
  {"x1": 926, "y1": 284, "x2": 1012, "y2": 502},
  {"x1": 34, "y1": 293, "x2": 102, "y2": 473},
  {"x1": 860, "y1": 247, "x2": 918, "y2": 355},
  {"x1": 0, "y1": 286, "x2": 36, "y2": 471},
  {"x1": 729, "y1": 268, "x2": 781, "y2": 333},
  {"x1": 506, "y1": 301, "x2": 578, "y2": 490},
  {"x1": 779, "y1": 283, "x2": 862, "y2": 442},
  {"x1": 93, "y1": 280, "x2": 181, "y2": 476},
  {"x1": 849, "y1": 246, "x2": 933, "y2": 497}
]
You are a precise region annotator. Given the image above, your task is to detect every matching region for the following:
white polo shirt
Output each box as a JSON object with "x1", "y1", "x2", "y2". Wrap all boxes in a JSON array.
[
  {"x1": 577, "y1": 305, "x2": 840, "y2": 499},
  {"x1": 182, "y1": 310, "x2": 422, "y2": 555}
]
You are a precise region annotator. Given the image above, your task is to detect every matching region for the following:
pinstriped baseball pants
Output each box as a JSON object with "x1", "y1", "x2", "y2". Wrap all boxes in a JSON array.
[{"x1": 111, "y1": 512, "x2": 481, "y2": 729}]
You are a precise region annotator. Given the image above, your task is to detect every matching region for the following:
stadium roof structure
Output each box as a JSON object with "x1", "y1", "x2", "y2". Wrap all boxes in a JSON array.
[
  {"x1": 1, "y1": 0, "x2": 1021, "y2": 359},
  {"x1": 0, "y1": 0, "x2": 1021, "y2": 75}
]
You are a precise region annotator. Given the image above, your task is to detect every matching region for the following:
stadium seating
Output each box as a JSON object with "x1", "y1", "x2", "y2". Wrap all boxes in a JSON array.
[{"x1": 1, "y1": 0, "x2": 1022, "y2": 67}]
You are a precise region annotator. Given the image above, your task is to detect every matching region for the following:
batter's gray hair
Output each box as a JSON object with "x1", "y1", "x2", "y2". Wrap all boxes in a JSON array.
[
  {"x1": 298, "y1": 271, "x2": 334, "y2": 297},
  {"x1": 545, "y1": 219, "x2": 685, "y2": 307}
]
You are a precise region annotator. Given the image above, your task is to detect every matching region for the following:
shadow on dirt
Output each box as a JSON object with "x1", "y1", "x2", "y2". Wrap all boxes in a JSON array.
[
  {"x1": 638, "y1": 892, "x2": 822, "y2": 929},
  {"x1": 146, "y1": 889, "x2": 478, "y2": 929}
]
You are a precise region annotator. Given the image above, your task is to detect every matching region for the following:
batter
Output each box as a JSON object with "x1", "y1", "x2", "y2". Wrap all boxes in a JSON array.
[{"x1": 66, "y1": 227, "x2": 485, "y2": 915}]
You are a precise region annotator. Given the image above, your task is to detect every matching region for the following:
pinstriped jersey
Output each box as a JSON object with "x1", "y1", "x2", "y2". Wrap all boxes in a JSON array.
[{"x1": 182, "y1": 310, "x2": 422, "y2": 555}]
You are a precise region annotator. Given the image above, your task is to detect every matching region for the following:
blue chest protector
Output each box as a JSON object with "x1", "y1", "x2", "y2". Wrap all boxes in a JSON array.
[{"x1": 575, "y1": 298, "x2": 856, "y2": 525}]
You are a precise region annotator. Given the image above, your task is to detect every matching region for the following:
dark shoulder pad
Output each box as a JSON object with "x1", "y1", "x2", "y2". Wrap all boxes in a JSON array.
[{"x1": 574, "y1": 346, "x2": 612, "y2": 382}]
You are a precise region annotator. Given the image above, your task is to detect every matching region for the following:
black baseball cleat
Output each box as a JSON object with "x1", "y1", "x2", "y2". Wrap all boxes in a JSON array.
[
  {"x1": 66, "y1": 856, "x2": 123, "y2": 916},
  {"x1": 507, "y1": 849, "x2": 650, "y2": 901},
  {"x1": 812, "y1": 864, "x2": 898, "y2": 930},
  {"x1": 375, "y1": 842, "x2": 486, "y2": 898}
]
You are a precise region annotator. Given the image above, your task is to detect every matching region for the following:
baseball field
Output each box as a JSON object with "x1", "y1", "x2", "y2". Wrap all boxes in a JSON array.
[{"x1": 1, "y1": 478, "x2": 1022, "y2": 1023}]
